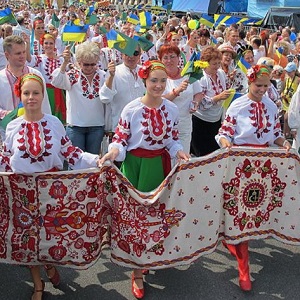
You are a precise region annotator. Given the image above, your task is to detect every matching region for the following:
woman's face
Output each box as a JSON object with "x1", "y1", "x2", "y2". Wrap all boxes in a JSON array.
[
  {"x1": 199, "y1": 34, "x2": 209, "y2": 46},
  {"x1": 35, "y1": 23, "x2": 45, "y2": 36},
  {"x1": 244, "y1": 51, "x2": 255, "y2": 66},
  {"x1": 205, "y1": 58, "x2": 221, "y2": 74},
  {"x1": 161, "y1": 51, "x2": 179, "y2": 69},
  {"x1": 248, "y1": 75, "x2": 270, "y2": 102},
  {"x1": 43, "y1": 38, "x2": 55, "y2": 54},
  {"x1": 21, "y1": 80, "x2": 43, "y2": 112},
  {"x1": 79, "y1": 58, "x2": 98, "y2": 76},
  {"x1": 146, "y1": 69, "x2": 167, "y2": 98},
  {"x1": 170, "y1": 34, "x2": 181, "y2": 47},
  {"x1": 222, "y1": 52, "x2": 233, "y2": 66}
]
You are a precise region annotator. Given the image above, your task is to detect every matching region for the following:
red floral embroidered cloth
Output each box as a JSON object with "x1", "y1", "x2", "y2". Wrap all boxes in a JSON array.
[{"x1": 0, "y1": 148, "x2": 299, "y2": 269}]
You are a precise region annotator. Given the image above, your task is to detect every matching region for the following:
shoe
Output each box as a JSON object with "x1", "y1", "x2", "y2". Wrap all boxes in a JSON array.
[
  {"x1": 44, "y1": 265, "x2": 60, "y2": 287},
  {"x1": 142, "y1": 269, "x2": 149, "y2": 275},
  {"x1": 222, "y1": 240, "x2": 237, "y2": 257},
  {"x1": 239, "y1": 278, "x2": 252, "y2": 291},
  {"x1": 131, "y1": 272, "x2": 144, "y2": 299},
  {"x1": 31, "y1": 279, "x2": 45, "y2": 300}
]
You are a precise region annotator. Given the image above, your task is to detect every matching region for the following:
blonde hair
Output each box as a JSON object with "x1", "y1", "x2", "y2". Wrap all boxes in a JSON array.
[{"x1": 75, "y1": 42, "x2": 100, "y2": 63}]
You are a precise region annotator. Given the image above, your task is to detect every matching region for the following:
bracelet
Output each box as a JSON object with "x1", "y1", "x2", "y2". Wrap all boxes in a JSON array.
[{"x1": 172, "y1": 88, "x2": 180, "y2": 97}]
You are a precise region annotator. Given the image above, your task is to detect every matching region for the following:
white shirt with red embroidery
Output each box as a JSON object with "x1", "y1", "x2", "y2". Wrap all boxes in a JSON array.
[
  {"x1": 108, "y1": 98, "x2": 183, "y2": 162},
  {"x1": 193, "y1": 69, "x2": 227, "y2": 123},
  {"x1": 27, "y1": 55, "x2": 64, "y2": 83},
  {"x1": 0, "y1": 114, "x2": 98, "y2": 173},
  {"x1": 51, "y1": 67, "x2": 106, "y2": 127},
  {"x1": 215, "y1": 94, "x2": 283, "y2": 146}
]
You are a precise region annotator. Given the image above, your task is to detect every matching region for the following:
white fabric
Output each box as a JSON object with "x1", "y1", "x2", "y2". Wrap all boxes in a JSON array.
[
  {"x1": 100, "y1": 63, "x2": 146, "y2": 131},
  {"x1": 51, "y1": 68, "x2": 106, "y2": 127},
  {"x1": 288, "y1": 85, "x2": 300, "y2": 152}
]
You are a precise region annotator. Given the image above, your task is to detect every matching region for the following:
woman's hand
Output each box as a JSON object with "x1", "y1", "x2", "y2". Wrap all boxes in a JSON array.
[
  {"x1": 178, "y1": 79, "x2": 189, "y2": 93},
  {"x1": 62, "y1": 45, "x2": 71, "y2": 64},
  {"x1": 98, "y1": 148, "x2": 119, "y2": 167},
  {"x1": 176, "y1": 150, "x2": 191, "y2": 162},
  {"x1": 219, "y1": 137, "x2": 232, "y2": 149},
  {"x1": 215, "y1": 89, "x2": 232, "y2": 102}
]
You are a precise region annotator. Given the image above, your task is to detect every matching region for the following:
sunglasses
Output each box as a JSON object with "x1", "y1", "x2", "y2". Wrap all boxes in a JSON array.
[
  {"x1": 62, "y1": 9, "x2": 67, "y2": 12},
  {"x1": 82, "y1": 63, "x2": 97, "y2": 67},
  {"x1": 126, "y1": 50, "x2": 140, "y2": 57}
]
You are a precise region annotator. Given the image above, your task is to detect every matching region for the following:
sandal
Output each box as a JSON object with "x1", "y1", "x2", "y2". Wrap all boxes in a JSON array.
[
  {"x1": 44, "y1": 265, "x2": 60, "y2": 287},
  {"x1": 31, "y1": 279, "x2": 45, "y2": 300}
]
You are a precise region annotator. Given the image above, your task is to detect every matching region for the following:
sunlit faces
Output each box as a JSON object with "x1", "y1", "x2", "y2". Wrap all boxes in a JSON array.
[
  {"x1": 145, "y1": 69, "x2": 167, "y2": 98},
  {"x1": 5, "y1": 43, "x2": 26, "y2": 68},
  {"x1": 243, "y1": 51, "x2": 255, "y2": 66},
  {"x1": 79, "y1": 59, "x2": 98, "y2": 76},
  {"x1": 43, "y1": 38, "x2": 55, "y2": 53},
  {"x1": 21, "y1": 80, "x2": 44, "y2": 112},
  {"x1": 248, "y1": 75, "x2": 270, "y2": 102},
  {"x1": 222, "y1": 52, "x2": 233, "y2": 65},
  {"x1": 161, "y1": 52, "x2": 178, "y2": 68},
  {"x1": 228, "y1": 31, "x2": 239, "y2": 46},
  {"x1": 122, "y1": 49, "x2": 141, "y2": 70},
  {"x1": 170, "y1": 34, "x2": 181, "y2": 47},
  {"x1": 205, "y1": 58, "x2": 221, "y2": 74},
  {"x1": 35, "y1": 24, "x2": 45, "y2": 35}
]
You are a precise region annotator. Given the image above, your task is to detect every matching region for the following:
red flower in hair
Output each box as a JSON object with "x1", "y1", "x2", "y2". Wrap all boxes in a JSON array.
[
  {"x1": 247, "y1": 65, "x2": 260, "y2": 82},
  {"x1": 14, "y1": 77, "x2": 22, "y2": 97},
  {"x1": 138, "y1": 60, "x2": 152, "y2": 79}
]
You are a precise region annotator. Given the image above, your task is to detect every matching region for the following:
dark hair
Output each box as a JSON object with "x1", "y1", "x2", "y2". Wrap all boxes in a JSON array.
[{"x1": 198, "y1": 28, "x2": 210, "y2": 38}]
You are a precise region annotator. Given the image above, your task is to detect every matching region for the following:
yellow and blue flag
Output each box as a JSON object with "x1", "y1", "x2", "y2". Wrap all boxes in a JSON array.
[
  {"x1": 62, "y1": 25, "x2": 89, "y2": 42},
  {"x1": 200, "y1": 14, "x2": 214, "y2": 28},
  {"x1": 106, "y1": 29, "x2": 138, "y2": 56},
  {"x1": 0, "y1": 102, "x2": 24, "y2": 130},
  {"x1": 237, "y1": 56, "x2": 251, "y2": 74},
  {"x1": 139, "y1": 11, "x2": 152, "y2": 29},
  {"x1": 127, "y1": 13, "x2": 139, "y2": 25},
  {"x1": 276, "y1": 46, "x2": 284, "y2": 59},
  {"x1": 0, "y1": 7, "x2": 15, "y2": 25},
  {"x1": 222, "y1": 90, "x2": 243, "y2": 109}
]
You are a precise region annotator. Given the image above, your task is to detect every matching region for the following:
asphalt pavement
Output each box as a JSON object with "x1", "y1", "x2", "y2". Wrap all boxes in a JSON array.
[{"x1": 1, "y1": 238, "x2": 300, "y2": 300}]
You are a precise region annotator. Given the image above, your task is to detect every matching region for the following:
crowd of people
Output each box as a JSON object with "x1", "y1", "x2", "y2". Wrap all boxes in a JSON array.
[{"x1": 0, "y1": 1, "x2": 300, "y2": 299}]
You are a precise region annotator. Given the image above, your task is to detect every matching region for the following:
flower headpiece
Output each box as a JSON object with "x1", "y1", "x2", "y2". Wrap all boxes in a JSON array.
[
  {"x1": 39, "y1": 33, "x2": 55, "y2": 46},
  {"x1": 138, "y1": 60, "x2": 166, "y2": 79},
  {"x1": 246, "y1": 65, "x2": 270, "y2": 83},
  {"x1": 14, "y1": 73, "x2": 44, "y2": 98}
]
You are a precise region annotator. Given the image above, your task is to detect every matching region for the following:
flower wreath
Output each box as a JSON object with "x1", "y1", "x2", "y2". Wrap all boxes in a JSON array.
[
  {"x1": 246, "y1": 65, "x2": 260, "y2": 82},
  {"x1": 14, "y1": 73, "x2": 44, "y2": 97},
  {"x1": 138, "y1": 60, "x2": 152, "y2": 79},
  {"x1": 39, "y1": 33, "x2": 55, "y2": 46}
]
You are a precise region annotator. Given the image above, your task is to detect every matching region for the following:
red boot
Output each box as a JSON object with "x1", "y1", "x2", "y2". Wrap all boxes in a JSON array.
[
  {"x1": 235, "y1": 241, "x2": 252, "y2": 291},
  {"x1": 222, "y1": 240, "x2": 237, "y2": 257}
]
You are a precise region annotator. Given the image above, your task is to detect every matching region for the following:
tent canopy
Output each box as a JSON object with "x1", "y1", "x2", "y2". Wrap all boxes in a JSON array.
[
  {"x1": 261, "y1": 7, "x2": 300, "y2": 31},
  {"x1": 172, "y1": 0, "x2": 219, "y2": 14}
]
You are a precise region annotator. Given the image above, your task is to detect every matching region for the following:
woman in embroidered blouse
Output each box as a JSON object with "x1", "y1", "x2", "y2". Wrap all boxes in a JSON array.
[
  {"x1": 25, "y1": 33, "x2": 67, "y2": 124},
  {"x1": 0, "y1": 73, "x2": 99, "y2": 300},
  {"x1": 216, "y1": 65, "x2": 291, "y2": 292},
  {"x1": 159, "y1": 45, "x2": 202, "y2": 153},
  {"x1": 190, "y1": 46, "x2": 232, "y2": 157},
  {"x1": 99, "y1": 60, "x2": 190, "y2": 299},
  {"x1": 51, "y1": 42, "x2": 107, "y2": 155},
  {"x1": 30, "y1": 18, "x2": 45, "y2": 55}
]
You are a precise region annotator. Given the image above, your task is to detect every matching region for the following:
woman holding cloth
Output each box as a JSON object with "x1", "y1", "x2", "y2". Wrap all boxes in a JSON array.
[
  {"x1": 99, "y1": 60, "x2": 190, "y2": 299},
  {"x1": 0, "y1": 73, "x2": 100, "y2": 300},
  {"x1": 216, "y1": 65, "x2": 291, "y2": 291}
]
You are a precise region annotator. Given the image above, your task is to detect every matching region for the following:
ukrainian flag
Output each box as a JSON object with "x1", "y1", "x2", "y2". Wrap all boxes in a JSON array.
[
  {"x1": 0, "y1": 102, "x2": 24, "y2": 130},
  {"x1": 0, "y1": 7, "x2": 15, "y2": 25},
  {"x1": 139, "y1": 11, "x2": 152, "y2": 28},
  {"x1": 62, "y1": 25, "x2": 89, "y2": 43},
  {"x1": 237, "y1": 57, "x2": 251, "y2": 74},
  {"x1": 214, "y1": 14, "x2": 233, "y2": 27},
  {"x1": 276, "y1": 46, "x2": 284, "y2": 59},
  {"x1": 200, "y1": 14, "x2": 214, "y2": 28},
  {"x1": 106, "y1": 29, "x2": 125, "y2": 48},
  {"x1": 127, "y1": 13, "x2": 139, "y2": 25},
  {"x1": 222, "y1": 90, "x2": 243, "y2": 109}
]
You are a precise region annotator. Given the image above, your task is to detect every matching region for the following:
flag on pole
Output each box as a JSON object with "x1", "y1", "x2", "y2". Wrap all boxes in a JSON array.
[
  {"x1": 0, "y1": 102, "x2": 24, "y2": 130},
  {"x1": 127, "y1": 13, "x2": 139, "y2": 25},
  {"x1": 222, "y1": 90, "x2": 243, "y2": 109},
  {"x1": 139, "y1": 11, "x2": 152, "y2": 29},
  {"x1": 200, "y1": 14, "x2": 214, "y2": 28},
  {"x1": 276, "y1": 46, "x2": 284, "y2": 59},
  {"x1": 62, "y1": 25, "x2": 89, "y2": 43},
  {"x1": 133, "y1": 35, "x2": 154, "y2": 51},
  {"x1": 51, "y1": 13, "x2": 60, "y2": 28}
]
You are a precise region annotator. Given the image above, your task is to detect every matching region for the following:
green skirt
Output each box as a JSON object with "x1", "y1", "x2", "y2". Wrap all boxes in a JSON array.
[{"x1": 121, "y1": 152, "x2": 165, "y2": 192}]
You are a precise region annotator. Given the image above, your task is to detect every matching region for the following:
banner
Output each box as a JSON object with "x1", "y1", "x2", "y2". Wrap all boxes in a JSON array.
[{"x1": 0, "y1": 148, "x2": 300, "y2": 270}]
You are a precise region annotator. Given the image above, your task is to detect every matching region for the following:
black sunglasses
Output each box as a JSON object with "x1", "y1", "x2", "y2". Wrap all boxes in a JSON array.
[
  {"x1": 126, "y1": 50, "x2": 140, "y2": 57},
  {"x1": 82, "y1": 63, "x2": 97, "y2": 67}
]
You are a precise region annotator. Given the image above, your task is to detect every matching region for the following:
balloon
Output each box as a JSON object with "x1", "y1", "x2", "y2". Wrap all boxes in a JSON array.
[{"x1": 188, "y1": 20, "x2": 199, "y2": 30}]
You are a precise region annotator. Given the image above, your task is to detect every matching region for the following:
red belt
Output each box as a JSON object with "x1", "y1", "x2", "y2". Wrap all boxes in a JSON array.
[{"x1": 130, "y1": 148, "x2": 171, "y2": 177}]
